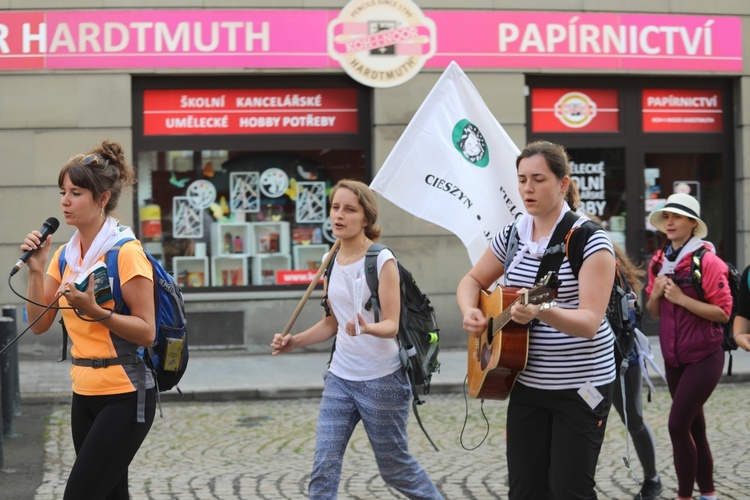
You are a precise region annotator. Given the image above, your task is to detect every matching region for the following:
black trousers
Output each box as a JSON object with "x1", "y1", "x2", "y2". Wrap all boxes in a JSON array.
[
  {"x1": 64, "y1": 389, "x2": 156, "y2": 500},
  {"x1": 507, "y1": 381, "x2": 614, "y2": 500}
]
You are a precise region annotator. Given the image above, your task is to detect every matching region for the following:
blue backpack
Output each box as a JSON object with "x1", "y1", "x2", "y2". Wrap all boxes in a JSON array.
[{"x1": 58, "y1": 237, "x2": 188, "y2": 421}]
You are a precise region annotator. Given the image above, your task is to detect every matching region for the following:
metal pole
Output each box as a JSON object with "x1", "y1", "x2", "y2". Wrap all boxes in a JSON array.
[
  {"x1": 2, "y1": 306, "x2": 20, "y2": 417},
  {"x1": 0, "y1": 316, "x2": 15, "y2": 438},
  {"x1": 0, "y1": 359, "x2": 3, "y2": 469}
]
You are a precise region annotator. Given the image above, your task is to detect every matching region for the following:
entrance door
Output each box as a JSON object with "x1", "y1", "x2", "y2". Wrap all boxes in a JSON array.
[
  {"x1": 639, "y1": 152, "x2": 724, "y2": 335},
  {"x1": 642, "y1": 152, "x2": 725, "y2": 259}
]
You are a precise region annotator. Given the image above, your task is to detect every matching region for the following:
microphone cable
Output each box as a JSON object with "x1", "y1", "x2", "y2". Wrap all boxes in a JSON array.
[
  {"x1": 458, "y1": 373, "x2": 491, "y2": 451},
  {"x1": 2, "y1": 274, "x2": 117, "y2": 355},
  {"x1": 0, "y1": 286, "x2": 65, "y2": 356}
]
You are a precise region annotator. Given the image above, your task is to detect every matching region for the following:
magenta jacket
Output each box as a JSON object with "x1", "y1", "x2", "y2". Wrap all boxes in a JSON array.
[{"x1": 646, "y1": 245, "x2": 732, "y2": 367}]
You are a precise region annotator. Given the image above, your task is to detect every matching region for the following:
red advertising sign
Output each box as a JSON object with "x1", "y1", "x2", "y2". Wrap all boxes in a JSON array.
[
  {"x1": 642, "y1": 89, "x2": 723, "y2": 133},
  {"x1": 276, "y1": 270, "x2": 324, "y2": 285},
  {"x1": 531, "y1": 88, "x2": 619, "y2": 133},
  {"x1": 143, "y1": 88, "x2": 358, "y2": 136}
]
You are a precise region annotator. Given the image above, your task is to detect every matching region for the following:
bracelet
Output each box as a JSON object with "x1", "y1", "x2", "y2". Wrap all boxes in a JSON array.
[
  {"x1": 540, "y1": 300, "x2": 557, "y2": 311},
  {"x1": 75, "y1": 308, "x2": 114, "y2": 322}
]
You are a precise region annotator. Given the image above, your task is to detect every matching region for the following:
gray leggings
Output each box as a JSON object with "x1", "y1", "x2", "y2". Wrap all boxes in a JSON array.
[
  {"x1": 611, "y1": 360, "x2": 658, "y2": 479},
  {"x1": 309, "y1": 370, "x2": 442, "y2": 500}
]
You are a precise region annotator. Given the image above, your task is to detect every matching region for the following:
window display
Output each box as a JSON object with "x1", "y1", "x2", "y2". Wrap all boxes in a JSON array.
[{"x1": 136, "y1": 149, "x2": 365, "y2": 288}]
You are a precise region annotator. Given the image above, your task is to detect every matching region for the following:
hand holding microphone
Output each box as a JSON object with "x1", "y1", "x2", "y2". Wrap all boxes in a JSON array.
[{"x1": 12, "y1": 217, "x2": 60, "y2": 277}]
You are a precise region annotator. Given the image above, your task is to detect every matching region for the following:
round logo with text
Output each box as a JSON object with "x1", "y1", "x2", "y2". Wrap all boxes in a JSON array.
[
  {"x1": 554, "y1": 92, "x2": 598, "y2": 128},
  {"x1": 452, "y1": 119, "x2": 489, "y2": 168},
  {"x1": 327, "y1": 0, "x2": 436, "y2": 88}
]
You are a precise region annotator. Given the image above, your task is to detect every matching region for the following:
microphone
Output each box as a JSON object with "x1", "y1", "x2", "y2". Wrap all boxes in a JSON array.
[{"x1": 10, "y1": 217, "x2": 60, "y2": 277}]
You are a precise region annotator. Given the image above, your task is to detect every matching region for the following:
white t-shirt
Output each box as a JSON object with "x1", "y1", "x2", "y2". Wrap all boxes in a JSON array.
[{"x1": 326, "y1": 248, "x2": 402, "y2": 381}]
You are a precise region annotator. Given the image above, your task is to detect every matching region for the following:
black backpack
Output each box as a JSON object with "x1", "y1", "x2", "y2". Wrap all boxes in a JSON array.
[
  {"x1": 565, "y1": 222, "x2": 639, "y2": 367},
  {"x1": 689, "y1": 246, "x2": 740, "y2": 374},
  {"x1": 322, "y1": 243, "x2": 441, "y2": 450},
  {"x1": 505, "y1": 212, "x2": 637, "y2": 369}
]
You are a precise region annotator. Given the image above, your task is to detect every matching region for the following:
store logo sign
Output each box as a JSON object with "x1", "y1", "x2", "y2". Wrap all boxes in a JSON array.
[
  {"x1": 328, "y1": 0, "x2": 436, "y2": 88},
  {"x1": 452, "y1": 119, "x2": 490, "y2": 168},
  {"x1": 553, "y1": 91, "x2": 598, "y2": 128}
]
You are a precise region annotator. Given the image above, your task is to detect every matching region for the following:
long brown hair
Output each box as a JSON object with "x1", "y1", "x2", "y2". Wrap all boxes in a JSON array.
[
  {"x1": 583, "y1": 211, "x2": 646, "y2": 294},
  {"x1": 613, "y1": 244, "x2": 646, "y2": 295}
]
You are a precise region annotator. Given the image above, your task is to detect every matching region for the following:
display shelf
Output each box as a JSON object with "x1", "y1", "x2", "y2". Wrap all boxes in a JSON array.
[
  {"x1": 293, "y1": 244, "x2": 329, "y2": 270},
  {"x1": 211, "y1": 255, "x2": 249, "y2": 287},
  {"x1": 252, "y1": 254, "x2": 292, "y2": 286},
  {"x1": 172, "y1": 256, "x2": 209, "y2": 288},
  {"x1": 211, "y1": 222, "x2": 251, "y2": 257},
  {"x1": 248, "y1": 221, "x2": 290, "y2": 256}
]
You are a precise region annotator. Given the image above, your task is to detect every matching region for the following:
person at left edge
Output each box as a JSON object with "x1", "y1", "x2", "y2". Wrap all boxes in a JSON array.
[
  {"x1": 732, "y1": 265, "x2": 750, "y2": 352},
  {"x1": 19, "y1": 140, "x2": 156, "y2": 500},
  {"x1": 270, "y1": 179, "x2": 443, "y2": 500}
]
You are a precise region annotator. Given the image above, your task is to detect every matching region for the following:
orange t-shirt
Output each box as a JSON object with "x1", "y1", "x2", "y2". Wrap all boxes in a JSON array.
[{"x1": 48, "y1": 240, "x2": 153, "y2": 396}]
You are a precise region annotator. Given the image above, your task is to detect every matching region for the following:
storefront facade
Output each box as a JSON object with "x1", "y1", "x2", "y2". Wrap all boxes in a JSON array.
[{"x1": 1, "y1": 1, "x2": 748, "y2": 352}]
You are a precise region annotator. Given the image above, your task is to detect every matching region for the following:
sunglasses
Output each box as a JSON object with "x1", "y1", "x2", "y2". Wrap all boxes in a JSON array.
[{"x1": 81, "y1": 154, "x2": 105, "y2": 167}]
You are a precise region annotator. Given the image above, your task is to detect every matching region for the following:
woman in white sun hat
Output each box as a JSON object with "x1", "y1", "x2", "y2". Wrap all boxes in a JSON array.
[{"x1": 645, "y1": 192, "x2": 732, "y2": 500}]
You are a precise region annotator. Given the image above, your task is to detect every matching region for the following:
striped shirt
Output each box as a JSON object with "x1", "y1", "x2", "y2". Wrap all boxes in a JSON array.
[{"x1": 490, "y1": 223, "x2": 616, "y2": 390}]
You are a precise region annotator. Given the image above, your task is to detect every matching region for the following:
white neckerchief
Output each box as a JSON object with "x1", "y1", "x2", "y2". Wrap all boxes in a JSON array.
[
  {"x1": 504, "y1": 203, "x2": 571, "y2": 282},
  {"x1": 656, "y1": 236, "x2": 714, "y2": 276},
  {"x1": 62, "y1": 216, "x2": 136, "y2": 286}
]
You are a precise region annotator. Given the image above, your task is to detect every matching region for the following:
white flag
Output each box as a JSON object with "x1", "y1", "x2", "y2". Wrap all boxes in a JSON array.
[{"x1": 371, "y1": 61, "x2": 525, "y2": 264}]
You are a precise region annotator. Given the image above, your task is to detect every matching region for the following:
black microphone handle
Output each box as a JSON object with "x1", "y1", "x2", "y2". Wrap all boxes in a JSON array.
[{"x1": 10, "y1": 217, "x2": 60, "y2": 277}]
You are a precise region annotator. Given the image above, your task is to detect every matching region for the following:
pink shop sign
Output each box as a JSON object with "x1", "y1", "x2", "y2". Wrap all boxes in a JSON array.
[
  {"x1": 0, "y1": 10, "x2": 741, "y2": 73},
  {"x1": 424, "y1": 11, "x2": 742, "y2": 72},
  {"x1": 0, "y1": 10, "x2": 336, "y2": 70}
]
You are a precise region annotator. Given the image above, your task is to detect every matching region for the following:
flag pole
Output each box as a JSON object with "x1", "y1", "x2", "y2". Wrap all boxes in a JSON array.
[{"x1": 280, "y1": 239, "x2": 341, "y2": 336}]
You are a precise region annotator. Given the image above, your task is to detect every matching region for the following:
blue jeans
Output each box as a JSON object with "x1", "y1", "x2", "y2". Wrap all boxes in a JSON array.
[{"x1": 309, "y1": 370, "x2": 442, "y2": 500}]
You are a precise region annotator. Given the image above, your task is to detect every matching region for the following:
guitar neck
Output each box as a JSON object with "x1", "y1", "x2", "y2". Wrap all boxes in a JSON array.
[{"x1": 491, "y1": 293, "x2": 526, "y2": 336}]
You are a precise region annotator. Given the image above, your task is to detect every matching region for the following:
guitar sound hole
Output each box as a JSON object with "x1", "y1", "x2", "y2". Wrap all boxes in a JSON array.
[{"x1": 487, "y1": 318, "x2": 494, "y2": 344}]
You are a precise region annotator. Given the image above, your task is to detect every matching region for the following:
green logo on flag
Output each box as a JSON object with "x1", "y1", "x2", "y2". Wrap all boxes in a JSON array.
[{"x1": 452, "y1": 119, "x2": 489, "y2": 168}]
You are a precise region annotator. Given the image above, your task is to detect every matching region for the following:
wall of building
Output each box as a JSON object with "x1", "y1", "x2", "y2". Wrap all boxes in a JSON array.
[{"x1": 1, "y1": 2, "x2": 749, "y2": 355}]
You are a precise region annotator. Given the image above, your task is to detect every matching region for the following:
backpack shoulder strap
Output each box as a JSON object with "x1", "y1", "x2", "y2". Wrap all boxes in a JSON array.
[
  {"x1": 107, "y1": 237, "x2": 136, "y2": 313},
  {"x1": 58, "y1": 243, "x2": 68, "y2": 278},
  {"x1": 504, "y1": 221, "x2": 520, "y2": 285},
  {"x1": 535, "y1": 211, "x2": 580, "y2": 282},
  {"x1": 364, "y1": 242, "x2": 388, "y2": 323},
  {"x1": 57, "y1": 244, "x2": 69, "y2": 362},
  {"x1": 691, "y1": 246, "x2": 709, "y2": 302},
  {"x1": 564, "y1": 218, "x2": 602, "y2": 279},
  {"x1": 320, "y1": 248, "x2": 339, "y2": 317}
]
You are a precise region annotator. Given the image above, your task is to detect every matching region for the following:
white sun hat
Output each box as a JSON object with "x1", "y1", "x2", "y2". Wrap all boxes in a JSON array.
[{"x1": 648, "y1": 193, "x2": 708, "y2": 239}]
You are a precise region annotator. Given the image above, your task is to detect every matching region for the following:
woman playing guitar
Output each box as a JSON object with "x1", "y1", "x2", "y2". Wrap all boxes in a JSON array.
[{"x1": 456, "y1": 141, "x2": 617, "y2": 499}]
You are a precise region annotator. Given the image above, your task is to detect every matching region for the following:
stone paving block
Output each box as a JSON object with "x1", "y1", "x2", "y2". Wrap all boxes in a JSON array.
[{"x1": 33, "y1": 385, "x2": 750, "y2": 499}]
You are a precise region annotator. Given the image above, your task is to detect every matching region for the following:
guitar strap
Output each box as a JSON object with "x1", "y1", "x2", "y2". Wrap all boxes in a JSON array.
[{"x1": 534, "y1": 211, "x2": 581, "y2": 283}]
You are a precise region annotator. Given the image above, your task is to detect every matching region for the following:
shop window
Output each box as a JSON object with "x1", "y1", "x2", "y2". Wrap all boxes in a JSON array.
[
  {"x1": 136, "y1": 148, "x2": 365, "y2": 289},
  {"x1": 566, "y1": 148, "x2": 626, "y2": 247}
]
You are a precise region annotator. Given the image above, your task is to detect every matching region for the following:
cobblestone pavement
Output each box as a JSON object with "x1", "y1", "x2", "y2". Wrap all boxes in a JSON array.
[{"x1": 36, "y1": 383, "x2": 750, "y2": 499}]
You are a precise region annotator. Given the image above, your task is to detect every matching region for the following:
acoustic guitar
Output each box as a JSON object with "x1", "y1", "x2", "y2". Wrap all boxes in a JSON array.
[{"x1": 467, "y1": 272, "x2": 560, "y2": 400}]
